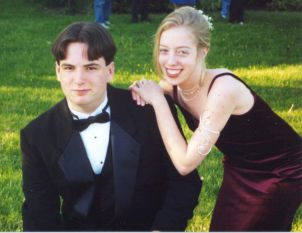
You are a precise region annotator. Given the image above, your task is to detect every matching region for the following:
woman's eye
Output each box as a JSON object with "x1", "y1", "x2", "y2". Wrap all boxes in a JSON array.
[
  {"x1": 159, "y1": 49, "x2": 168, "y2": 54},
  {"x1": 178, "y1": 50, "x2": 189, "y2": 56}
]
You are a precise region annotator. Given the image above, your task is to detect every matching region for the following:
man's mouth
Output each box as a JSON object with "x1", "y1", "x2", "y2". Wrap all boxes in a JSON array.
[{"x1": 73, "y1": 89, "x2": 89, "y2": 95}]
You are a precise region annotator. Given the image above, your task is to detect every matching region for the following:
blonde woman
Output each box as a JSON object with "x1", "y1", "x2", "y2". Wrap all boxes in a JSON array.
[{"x1": 130, "y1": 6, "x2": 302, "y2": 231}]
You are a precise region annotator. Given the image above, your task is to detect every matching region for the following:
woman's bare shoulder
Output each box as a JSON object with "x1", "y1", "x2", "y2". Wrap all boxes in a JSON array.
[{"x1": 207, "y1": 69, "x2": 242, "y2": 98}]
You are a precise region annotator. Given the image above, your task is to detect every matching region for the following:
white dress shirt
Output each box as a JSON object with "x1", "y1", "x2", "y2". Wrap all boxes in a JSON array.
[{"x1": 69, "y1": 97, "x2": 111, "y2": 175}]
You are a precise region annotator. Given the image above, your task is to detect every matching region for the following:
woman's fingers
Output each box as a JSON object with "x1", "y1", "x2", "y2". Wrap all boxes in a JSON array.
[
  {"x1": 129, "y1": 79, "x2": 156, "y2": 106},
  {"x1": 131, "y1": 88, "x2": 147, "y2": 106},
  {"x1": 131, "y1": 88, "x2": 137, "y2": 101}
]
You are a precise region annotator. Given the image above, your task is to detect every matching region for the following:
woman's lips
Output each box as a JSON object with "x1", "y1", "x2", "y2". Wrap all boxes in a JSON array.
[{"x1": 165, "y1": 68, "x2": 182, "y2": 78}]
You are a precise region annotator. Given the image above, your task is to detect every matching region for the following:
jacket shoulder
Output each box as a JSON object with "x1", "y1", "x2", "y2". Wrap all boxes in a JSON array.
[
  {"x1": 109, "y1": 85, "x2": 153, "y2": 112},
  {"x1": 109, "y1": 84, "x2": 175, "y2": 108},
  {"x1": 21, "y1": 100, "x2": 66, "y2": 134}
]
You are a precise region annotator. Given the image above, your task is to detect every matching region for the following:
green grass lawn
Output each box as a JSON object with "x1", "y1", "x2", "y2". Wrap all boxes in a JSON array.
[{"x1": 0, "y1": 0, "x2": 301, "y2": 231}]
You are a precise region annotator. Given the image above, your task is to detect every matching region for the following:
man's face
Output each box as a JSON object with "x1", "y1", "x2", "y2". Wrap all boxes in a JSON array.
[{"x1": 56, "y1": 42, "x2": 114, "y2": 113}]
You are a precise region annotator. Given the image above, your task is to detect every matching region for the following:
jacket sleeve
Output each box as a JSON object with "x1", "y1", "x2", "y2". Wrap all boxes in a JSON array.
[
  {"x1": 21, "y1": 127, "x2": 62, "y2": 231},
  {"x1": 151, "y1": 95, "x2": 202, "y2": 231}
]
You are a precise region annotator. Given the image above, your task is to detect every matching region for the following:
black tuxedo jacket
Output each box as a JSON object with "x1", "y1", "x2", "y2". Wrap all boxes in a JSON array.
[{"x1": 21, "y1": 85, "x2": 202, "y2": 231}]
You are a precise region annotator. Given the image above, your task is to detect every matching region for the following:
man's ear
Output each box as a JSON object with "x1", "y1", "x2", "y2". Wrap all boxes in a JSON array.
[
  {"x1": 106, "y1": 61, "x2": 115, "y2": 82},
  {"x1": 55, "y1": 62, "x2": 60, "y2": 81}
]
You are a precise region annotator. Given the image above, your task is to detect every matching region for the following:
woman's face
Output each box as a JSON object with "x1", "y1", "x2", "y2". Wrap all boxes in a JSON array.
[{"x1": 158, "y1": 26, "x2": 202, "y2": 87}]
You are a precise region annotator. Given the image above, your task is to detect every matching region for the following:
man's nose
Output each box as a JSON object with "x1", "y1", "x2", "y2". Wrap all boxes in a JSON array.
[{"x1": 74, "y1": 69, "x2": 85, "y2": 84}]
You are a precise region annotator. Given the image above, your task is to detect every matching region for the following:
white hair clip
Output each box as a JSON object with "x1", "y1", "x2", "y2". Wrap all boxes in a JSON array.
[{"x1": 198, "y1": 9, "x2": 214, "y2": 31}]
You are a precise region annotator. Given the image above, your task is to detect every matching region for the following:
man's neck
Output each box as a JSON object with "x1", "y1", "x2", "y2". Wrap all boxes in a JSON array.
[{"x1": 68, "y1": 96, "x2": 109, "y2": 119}]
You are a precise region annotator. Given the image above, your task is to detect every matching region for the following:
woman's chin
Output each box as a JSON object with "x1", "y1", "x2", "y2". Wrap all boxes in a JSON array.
[{"x1": 164, "y1": 76, "x2": 182, "y2": 86}]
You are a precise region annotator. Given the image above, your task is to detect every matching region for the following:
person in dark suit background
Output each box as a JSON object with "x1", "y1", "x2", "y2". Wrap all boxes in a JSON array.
[
  {"x1": 20, "y1": 22, "x2": 202, "y2": 231},
  {"x1": 229, "y1": 0, "x2": 246, "y2": 24},
  {"x1": 170, "y1": 0, "x2": 196, "y2": 8},
  {"x1": 131, "y1": 0, "x2": 150, "y2": 23}
]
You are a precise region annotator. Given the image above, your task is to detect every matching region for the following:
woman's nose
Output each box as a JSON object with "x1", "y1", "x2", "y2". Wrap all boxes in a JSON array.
[{"x1": 167, "y1": 53, "x2": 177, "y2": 65}]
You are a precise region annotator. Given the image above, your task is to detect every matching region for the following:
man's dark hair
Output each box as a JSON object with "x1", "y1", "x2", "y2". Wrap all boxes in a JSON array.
[{"x1": 52, "y1": 22, "x2": 116, "y2": 65}]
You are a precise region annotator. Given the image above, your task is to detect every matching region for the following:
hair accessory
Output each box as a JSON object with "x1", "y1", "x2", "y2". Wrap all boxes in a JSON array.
[{"x1": 198, "y1": 10, "x2": 214, "y2": 31}]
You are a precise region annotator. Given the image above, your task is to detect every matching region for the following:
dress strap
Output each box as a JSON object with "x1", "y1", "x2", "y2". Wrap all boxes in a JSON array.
[
  {"x1": 173, "y1": 85, "x2": 180, "y2": 105},
  {"x1": 207, "y1": 72, "x2": 252, "y2": 96}
]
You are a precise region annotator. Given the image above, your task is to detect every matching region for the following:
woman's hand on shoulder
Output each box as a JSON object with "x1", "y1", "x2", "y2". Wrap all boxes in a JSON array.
[
  {"x1": 159, "y1": 80, "x2": 173, "y2": 96},
  {"x1": 129, "y1": 79, "x2": 165, "y2": 107}
]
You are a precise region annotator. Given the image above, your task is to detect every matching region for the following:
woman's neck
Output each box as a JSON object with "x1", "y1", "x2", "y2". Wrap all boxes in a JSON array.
[{"x1": 178, "y1": 68, "x2": 207, "y2": 101}]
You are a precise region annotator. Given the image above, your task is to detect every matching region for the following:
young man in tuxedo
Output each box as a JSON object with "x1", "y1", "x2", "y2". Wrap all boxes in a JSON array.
[{"x1": 20, "y1": 22, "x2": 202, "y2": 231}]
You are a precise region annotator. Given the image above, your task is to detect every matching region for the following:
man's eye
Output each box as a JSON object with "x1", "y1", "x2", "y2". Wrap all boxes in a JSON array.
[
  {"x1": 86, "y1": 66, "x2": 97, "y2": 71},
  {"x1": 63, "y1": 66, "x2": 73, "y2": 70}
]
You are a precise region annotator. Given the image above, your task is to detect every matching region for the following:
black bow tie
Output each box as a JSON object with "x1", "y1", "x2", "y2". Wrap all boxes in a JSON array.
[{"x1": 73, "y1": 102, "x2": 110, "y2": 132}]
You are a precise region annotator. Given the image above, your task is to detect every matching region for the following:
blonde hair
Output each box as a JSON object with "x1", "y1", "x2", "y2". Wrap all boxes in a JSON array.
[{"x1": 153, "y1": 6, "x2": 212, "y2": 77}]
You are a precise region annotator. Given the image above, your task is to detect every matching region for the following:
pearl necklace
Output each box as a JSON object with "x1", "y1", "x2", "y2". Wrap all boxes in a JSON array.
[
  {"x1": 179, "y1": 71, "x2": 204, "y2": 102},
  {"x1": 179, "y1": 86, "x2": 201, "y2": 101},
  {"x1": 180, "y1": 84, "x2": 201, "y2": 95}
]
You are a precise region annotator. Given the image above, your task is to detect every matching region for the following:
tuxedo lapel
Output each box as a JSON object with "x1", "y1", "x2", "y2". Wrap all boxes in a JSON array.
[
  {"x1": 58, "y1": 132, "x2": 95, "y2": 217},
  {"x1": 107, "y1": 86, "x2": 140, "y2": 216},
  {"x1": 58, "y1": 132, "x2": 94, "y2": 184},
  {"x1": 111, "y1": 121, "x2": 140, "y2": 216},
  {"x1": 55, "y1": 99, "x2": 74, "y2": 152},
  {"x1": 56, "y1": 99, "x2": 95, "y2": 217}
]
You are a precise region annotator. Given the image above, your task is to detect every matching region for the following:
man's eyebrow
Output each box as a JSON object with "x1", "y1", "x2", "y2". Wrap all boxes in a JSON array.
[
  {"x1": 84, "y1": 62, "x2": 101, "y2": 67},
  {"x1": 60, "y1": 63, "x2": 74, "y2": 67}
]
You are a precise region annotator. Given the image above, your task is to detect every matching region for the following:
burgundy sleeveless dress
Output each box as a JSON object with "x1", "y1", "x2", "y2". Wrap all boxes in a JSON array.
[{"x1": 173, "y1": 73, "x2": 302, "y2": 231}]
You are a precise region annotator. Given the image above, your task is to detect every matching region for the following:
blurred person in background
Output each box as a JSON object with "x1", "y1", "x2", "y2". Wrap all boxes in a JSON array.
[
  {"x1": 170, "y1": 0, "x2": 197, "y2": 8},
  {"x1": 131, "y1": 0, "x2": 150, "y2": 23},
  {"x1": 229, "y1": 0, "x2": 246, "y2": 24},
  {"x1": 221, "y1": 0, "x2": 231, "y2": 19},
  {"x1": 94, "y1": 0, "x2": 112, "y2": 29}
]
